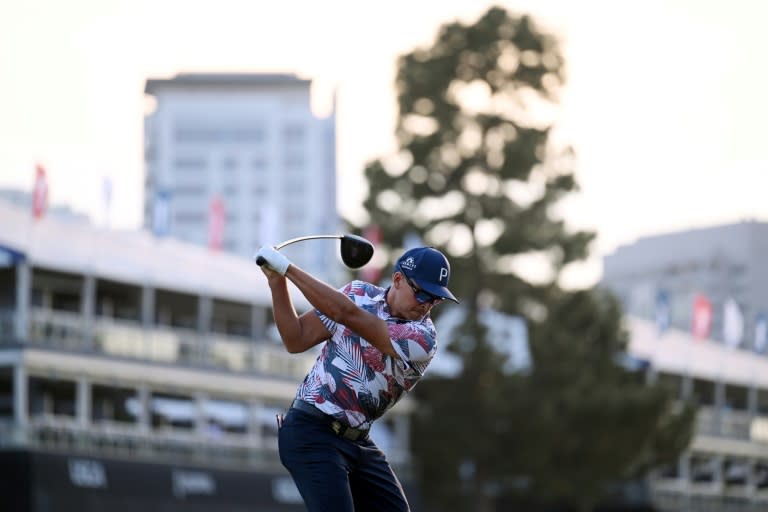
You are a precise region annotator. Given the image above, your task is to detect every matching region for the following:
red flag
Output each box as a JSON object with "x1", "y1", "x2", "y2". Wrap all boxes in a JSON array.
[
  {"x1": 32, "y1": 164, "x2": 48, "y2": 220},
  {"x1": 691, "y1": 294, "x2": 712, "y2": 340},
  {"x1": 359, "y1": 225, "x2": 382, "y2": 283},
  {"x1": 208, "y1": 195, "x2": 225, "y2": 250}
]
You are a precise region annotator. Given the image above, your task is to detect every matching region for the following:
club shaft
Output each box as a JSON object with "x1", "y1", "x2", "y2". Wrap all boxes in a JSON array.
[
  {"x1": 255, "y1": 234, "x2": 343, "y2": 266},
  {"x1": 275, "y1": 235, "x2": 342, "y2": 250}
]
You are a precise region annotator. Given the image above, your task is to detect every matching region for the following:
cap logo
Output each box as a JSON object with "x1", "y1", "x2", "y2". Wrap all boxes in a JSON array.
[
  {"x1": 439, "y1": 267, "x2": 448, "y2": 282},
  {"x1": 401, "y1": 256, "x2": 416, "y2": 272}
]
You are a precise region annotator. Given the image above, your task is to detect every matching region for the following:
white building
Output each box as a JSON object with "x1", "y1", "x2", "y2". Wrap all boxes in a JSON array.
[
  {"x1": 602, "y1": 221, "x2": 768, "y2": 350},
  {"x1": 0, "y1": 201, "x2": 415, "y2": 510},
  {"x1": 143, "y1": 73, "x2": 340, "y2": 281},
  {"x1": 602, "y1": 222, "x2": 768, "y2": 511},
  {"x1": 628, "y1": 316, "x2": 768, "y2": 512}
]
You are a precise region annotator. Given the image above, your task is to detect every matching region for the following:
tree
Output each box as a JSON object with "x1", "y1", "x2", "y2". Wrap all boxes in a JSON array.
[{"x1": 356, "y1": 6, "x2": 694, "y2": 512}]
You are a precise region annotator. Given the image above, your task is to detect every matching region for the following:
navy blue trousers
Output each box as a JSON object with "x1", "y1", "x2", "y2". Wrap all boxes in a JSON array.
[{"x1": 278, "y1": 407, "x2": 410, "y2": 512}]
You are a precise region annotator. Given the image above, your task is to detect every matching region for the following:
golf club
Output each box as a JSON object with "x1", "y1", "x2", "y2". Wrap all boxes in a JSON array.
[{"x1": 255, "y1": 234, "x2": 374, "y2": 269}]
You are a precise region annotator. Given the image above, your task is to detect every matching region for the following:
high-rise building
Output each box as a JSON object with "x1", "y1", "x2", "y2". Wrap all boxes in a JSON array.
[{"x1": 143, "y1": 73, "x2": 339, "y2": 280}]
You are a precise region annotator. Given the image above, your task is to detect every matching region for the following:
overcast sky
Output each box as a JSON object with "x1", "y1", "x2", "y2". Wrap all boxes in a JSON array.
[{"x1": 2, "y1": 0, "x2": 767, "y2": 286}]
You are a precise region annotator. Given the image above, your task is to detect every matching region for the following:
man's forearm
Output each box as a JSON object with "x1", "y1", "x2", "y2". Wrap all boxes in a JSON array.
[
  {"x1": 285, "y1": 265, "x2": 351, "y2": 320},
  {"x1": 268, "y1": 278, "x2": 304, "y2": 350},
  {"x1": 284, "y1": 265, "x2": 397, "y2": 358}
]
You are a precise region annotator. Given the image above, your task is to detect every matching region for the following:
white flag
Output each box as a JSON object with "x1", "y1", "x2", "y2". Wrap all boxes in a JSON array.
[
  {"x1": 152, "y1": 189, "x2": 171, "y2": 237},
  {"x1": 259, "y1": 204, "x2": 279, "y2": 246},
  {"x1": 102, "y1": 176, "x2": 113, "y2": 228},
  {"x1": 722, "y1": 297, "x2": 744, "y2": 348},
  {"x1": 655, "y1": 289, "x2": 670, "y2": 335},
  {"x1": 755, "y1": 312, "x2": 767, "y2": 353}
]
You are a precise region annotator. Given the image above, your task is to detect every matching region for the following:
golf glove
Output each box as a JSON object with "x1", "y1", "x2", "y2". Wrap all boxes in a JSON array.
[{"x1": 254, "y1": 246, "x2": 291, "y2": 275}]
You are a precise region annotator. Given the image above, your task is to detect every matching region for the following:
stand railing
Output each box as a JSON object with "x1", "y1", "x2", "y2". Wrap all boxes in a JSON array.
[{"x1": 1, "y1": 307, "x2": 315, "y2": 380}]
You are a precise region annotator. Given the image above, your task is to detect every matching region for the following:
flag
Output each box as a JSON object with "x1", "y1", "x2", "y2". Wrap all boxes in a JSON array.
[
  {"x1": 32, "y1": 163, "x2": 48, "y2": 220},
  {"x1": 208, "y1": 195, "x2": 225, "y2": 251},
  {"x1": 691, "y1": 294, "x2": 712, "y2": 340},
  {"x1": 655, "y1": 288, "x2": 671, "y2": 335},
  {"x1": 722, "y1": 297, "x2": 744, "y2": 348},
  {"x1": 258, "y1": 204, "x2": 279, "y2": 246},
  {"x1": 152, "y1": 189, "x2": 171, "y2": 237},
  {"x1": 755, "y1": 312, "x2": 767, "y2": 354},
  {"x1": 359, "y1": 224, "x2": 382, "y2": 283},
  {"x1": 102, "y1": 176, "x2": 113, "y2": 228}
]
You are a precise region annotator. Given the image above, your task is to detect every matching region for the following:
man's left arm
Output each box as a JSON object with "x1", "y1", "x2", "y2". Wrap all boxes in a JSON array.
[
  {"x1": 256, "y1": 246, "x2": 399, "y2": 358},
  {"x1": 388, "y1": 322, "x2": 437, "y2": 372}
]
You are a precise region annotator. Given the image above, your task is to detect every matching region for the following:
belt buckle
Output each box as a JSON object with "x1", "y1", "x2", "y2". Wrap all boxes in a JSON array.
[{"x1": 331, "y1": 420, "x2": 365, "y2": 441}]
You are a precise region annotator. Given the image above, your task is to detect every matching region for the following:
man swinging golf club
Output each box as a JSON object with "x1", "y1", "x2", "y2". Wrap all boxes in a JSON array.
[{"x1": 254, "y1": 242, "x2": 458, "y2": 512}]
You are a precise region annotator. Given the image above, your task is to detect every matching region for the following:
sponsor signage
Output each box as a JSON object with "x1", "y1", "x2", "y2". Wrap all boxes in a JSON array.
[
  {"x1": 751, "y1": 417, "x2": 768, "y2": 443},
  {"x1": 0, "y1": 451, "x2": 308, "y2": 511},
  {"x1": 68, "y1": 459, "x2": 107, "y2": 489},
  {"x1": 172, "y1": 470, "x2": 216, "y2": 498}
]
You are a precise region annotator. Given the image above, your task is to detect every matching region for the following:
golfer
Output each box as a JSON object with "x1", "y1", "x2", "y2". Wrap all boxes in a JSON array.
[{"x1": 254, "y1": 244, "x2": 458, "y2": 512}]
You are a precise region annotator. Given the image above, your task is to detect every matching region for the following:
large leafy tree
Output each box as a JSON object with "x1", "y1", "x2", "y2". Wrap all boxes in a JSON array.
[{"x1": 356, "y1": 6, "x2": 694, "y2": 512}]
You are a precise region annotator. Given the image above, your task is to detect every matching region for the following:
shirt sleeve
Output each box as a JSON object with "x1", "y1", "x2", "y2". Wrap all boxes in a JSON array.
[
  {"x1": 388, "y1": 320, "x2": 437, "y2": 376},
  {"x1": 313, "y1": 282, "x2": 356, "y2": 336}
]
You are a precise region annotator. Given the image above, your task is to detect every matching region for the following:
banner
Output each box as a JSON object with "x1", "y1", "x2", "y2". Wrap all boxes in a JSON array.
[
  {"x1": 208, "y1": 195, "x2": 225, "y2": 251},
  {"x1": 152, "y1": 189, "x2": 171, "y2": 237},
  {"x1": 691, "y1": 294, "x2": 712, "y2": 340},
  {"x1": 655, "y1": 288, "x2": 671, "y2": 335},
  {"x1": 258, "y1": 204, "x2": 279, "y2": 246},
  {"x1": 359, "y1": 225, "x2": 382, "y2": 283},
  {"x1": 755, "y1": 312, "x2": 767, "y2": 354},
  {"x1": 102, "y1": 176, "x2": 113, "y2": 228},
  {"x1": 32, "y1": 163, "x2": 48, "y2": 220},
  {"x1": 722, "y1": 297, "x2": 744, "y2": 348}
]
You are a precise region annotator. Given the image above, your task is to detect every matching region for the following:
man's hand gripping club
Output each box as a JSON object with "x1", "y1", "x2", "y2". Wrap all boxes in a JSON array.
[{"x1": 254, "y1": 246, "x2": 292, "y2": 275}]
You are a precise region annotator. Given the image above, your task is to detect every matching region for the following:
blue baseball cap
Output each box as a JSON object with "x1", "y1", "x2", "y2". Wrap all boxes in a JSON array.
[{"x1": 394, "y1": 247, "x2": 459, "y2": 303}]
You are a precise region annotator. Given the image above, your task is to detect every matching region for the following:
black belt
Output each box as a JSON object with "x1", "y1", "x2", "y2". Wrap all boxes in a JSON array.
[{"x1": 290, "y1": 399, "x2": 369, "y2": 441}]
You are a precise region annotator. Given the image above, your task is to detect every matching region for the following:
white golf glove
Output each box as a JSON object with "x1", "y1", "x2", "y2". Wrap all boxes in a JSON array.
[{"x1": 254, "y1": 245, "x2": 291, "y2": 276}]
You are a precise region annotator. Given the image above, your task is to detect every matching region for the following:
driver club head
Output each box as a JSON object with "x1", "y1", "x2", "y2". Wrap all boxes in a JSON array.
[{"x1": 339, "y1": 234, "x2": 374, "y2": 269}]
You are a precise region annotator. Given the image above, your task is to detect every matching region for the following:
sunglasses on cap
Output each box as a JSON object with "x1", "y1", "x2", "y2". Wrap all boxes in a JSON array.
[{"x1": 398, "y1": 265, "x2": 444, "y2": 305}]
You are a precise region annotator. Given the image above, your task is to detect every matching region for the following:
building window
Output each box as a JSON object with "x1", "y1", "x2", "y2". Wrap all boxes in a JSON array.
[
  {"x1": 285, "y1": 179, "x2": 304, "y2": 195},
  {"x1": 222, "y1": 157, "x2": 238, "y2": 170},
  {"x1": 175, "y1": 212, "x2": 205, "y2": 223},
  {"x1": 174, "y1": 157, "x2": 207, "y2": 170},
  {"x1": 175, "y1": 125, "x2": 265, "y2": 143},
  {"x1": 284, "y1": 153, "x2": 304, "y2": 170},
  {"x1": 282, "y1": 209, "x2": 303, "y2": 223},
  {"x1": 252, "y1": 157, "x2": 268, "y2": 170},
  {"x1": 174, "y1": 185, "x2": 206, "y2": 196},
  {"x1": 282, "y1": 124, "x2": 305, "y2": 144}
]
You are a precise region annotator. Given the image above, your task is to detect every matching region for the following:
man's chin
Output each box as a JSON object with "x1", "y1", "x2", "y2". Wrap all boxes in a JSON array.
[{"x1": 409, "y1": 310, "x2": 428, "y2": 320}]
